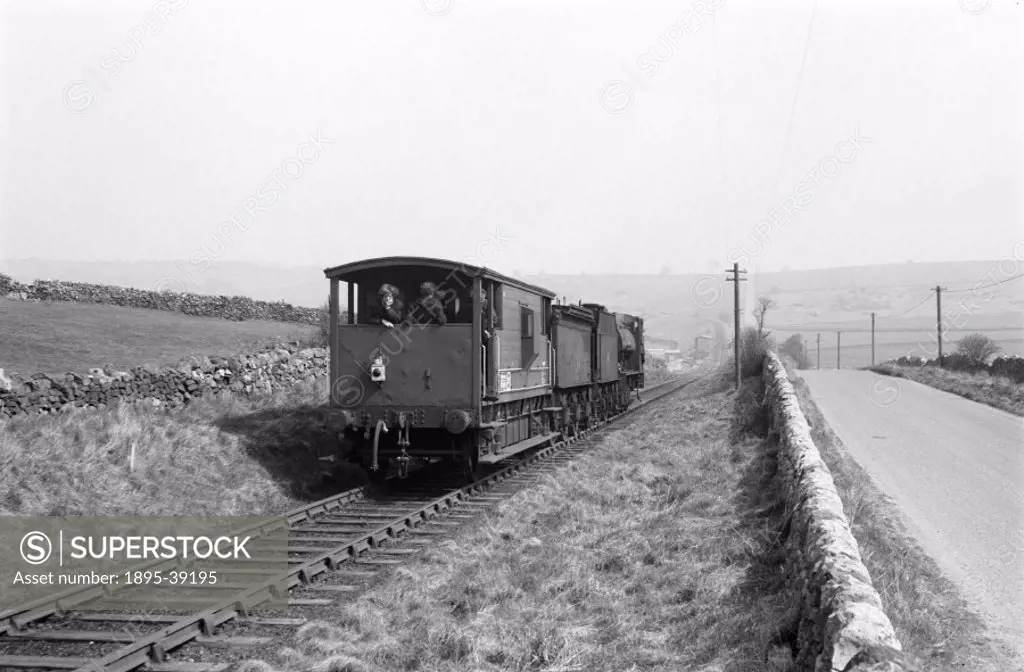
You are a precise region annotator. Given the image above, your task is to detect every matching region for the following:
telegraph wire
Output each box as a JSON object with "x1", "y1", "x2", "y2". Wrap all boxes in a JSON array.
[
  {"x1": 712, "y1": 9, "x2": 727, "y2": 192},
  {"x1": 943, "y1": 273, "x2": 1024, "y2": 293},
  {"x1": 770, "y1": 325, "x2": 1023, "y2": 334},
  {"x1": 877, "y1": 289, "x2": 936, "y2": 320},
  {"x1": 770, "y1": 273, "x2": 1023, "y2": 333},
  {"x1": 771, "y1": 0, "x2": 819, "y2": 198}
]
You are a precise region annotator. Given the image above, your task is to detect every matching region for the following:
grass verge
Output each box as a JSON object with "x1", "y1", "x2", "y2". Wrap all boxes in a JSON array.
[
  {"x1": 790, "y1": 371, "x2": 1021, "y2": 671},
  {"x1": 238, "y1": 378, "x2": 806, "y2": 672},
  {"x1": 0, "y1": 378, "x2": 363, "y2": 516},
  {"x1": 868, "y1": 362, "x2": 1024, "y2": 417},
  {"x1": 0, "y1": 297, "x2": 317, "y2": 376}
]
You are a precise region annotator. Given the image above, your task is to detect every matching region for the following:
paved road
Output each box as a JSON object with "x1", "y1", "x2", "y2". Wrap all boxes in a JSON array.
[{"x1": 799, "y1": 369, "x2": 1024, "y2": 654}]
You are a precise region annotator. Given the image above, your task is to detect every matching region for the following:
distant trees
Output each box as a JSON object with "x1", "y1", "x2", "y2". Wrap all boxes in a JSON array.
[
  {"x1": 752, "y1": 297, "x2": 775, "y2": 338},
  {"x1": 955, "y1": 333, "x2": 1001, "y2": 367},
  {"x1": 739, "y1": 326, "x2": 775, "y2": 377},
  {"x1": 646, "y1": 356, "x2": 668, "y2": 374},
  {"x1": 726, "y1": 296, "x2": 782, "y2": 378},
  {"x1": 780, "y1": 333, "x2": 811, "y2": 369}
]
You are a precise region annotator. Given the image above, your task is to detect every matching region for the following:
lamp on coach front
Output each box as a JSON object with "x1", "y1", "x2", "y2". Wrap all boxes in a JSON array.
[
  {"x1": 444, "y1": 409, "x2": 472, "y2": 435},
  {"x1": 370, "y1": 355, "x2": 386, "y2": 385}
]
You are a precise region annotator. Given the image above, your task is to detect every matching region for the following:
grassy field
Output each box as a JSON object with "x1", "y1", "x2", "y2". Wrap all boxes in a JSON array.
[
  {"x1": 0, "y1": 378, "x2": 363, "y2": 516},
  {"x1": 239, "y1": 375, "x2": 809, "y2": 672},
  {"x1": 0, "y1": 298, "x2": 316, "y2": 376},
  {"x1": 789, "y1": 373, "x2": 1020, "y2": 671},
  {"x1": 0, "y1": 363, "x2": 679, "y2": 517},
  {"x1": 867, "y1": 363, "x2": 1024, "y2": 417}
]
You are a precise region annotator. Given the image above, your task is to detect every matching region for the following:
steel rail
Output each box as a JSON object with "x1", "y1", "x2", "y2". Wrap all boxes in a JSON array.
[
  {"x1": 0, "y1": 489, "x2": 370, "y2": 635},
  {"x1": 3, "y1": 373, "x2": 703, "y2": 672}
]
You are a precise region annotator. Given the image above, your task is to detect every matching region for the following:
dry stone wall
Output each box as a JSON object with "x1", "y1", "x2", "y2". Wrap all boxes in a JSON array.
[
  {"x1": 889, "y1": 353, "x2": 1024, "y2": 383},
  {"x1": 0, "y1": 344, "x2": 328, "y2": 418},
  {"x1": 0, "y1": 274, "x2": 326, "y2": 325},
  {"x1": 762, "y1": 352, "x2": 913, "y2": 672}
]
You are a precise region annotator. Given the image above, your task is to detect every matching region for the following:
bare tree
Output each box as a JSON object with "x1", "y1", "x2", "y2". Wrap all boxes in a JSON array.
[
  {"x1": 956, "y1": 333, "x2": 1001, "y2": 366},
  {"x1": 752, "y1": 297, "x2": 775, "y2": 338}
]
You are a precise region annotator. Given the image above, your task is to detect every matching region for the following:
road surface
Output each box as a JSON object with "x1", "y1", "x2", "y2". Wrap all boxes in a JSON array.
[{"x1": 799, "y1": 369, "x2": 1024, "y2": 654}]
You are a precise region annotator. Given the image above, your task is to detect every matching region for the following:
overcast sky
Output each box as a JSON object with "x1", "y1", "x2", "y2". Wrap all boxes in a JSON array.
[{"x1": 1, "y1": 0, "x2": 1020, "y2": 276}]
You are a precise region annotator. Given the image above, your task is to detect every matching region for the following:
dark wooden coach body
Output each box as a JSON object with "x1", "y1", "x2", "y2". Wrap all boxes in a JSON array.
[
  {"x1": 324, "y1": 256, "x2": 649, "y2": 482},
  {"x1": 550, "y1": 303, "x2": 646, "y2": 431},
  {"x1": 324, "y1": 256, "x2": 558, "y2": 480}
]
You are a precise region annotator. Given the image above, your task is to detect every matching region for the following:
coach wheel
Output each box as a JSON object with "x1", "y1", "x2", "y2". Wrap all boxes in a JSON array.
[
  {"x1": 460, "y1": 437, "x2": 484, "y2": 484},
  {"x1": 462, "y1": 446, "x2": 487, "y2": 483}
]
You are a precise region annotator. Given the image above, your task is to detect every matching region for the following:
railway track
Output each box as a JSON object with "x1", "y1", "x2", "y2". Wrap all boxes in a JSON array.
[{"x1": 0, "y1": 373, "x2": 703, "y2": 672}]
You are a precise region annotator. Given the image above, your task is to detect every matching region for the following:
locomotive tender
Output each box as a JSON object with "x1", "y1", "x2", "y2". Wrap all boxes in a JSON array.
[{"x1": 324, "y1": 256, "x2": 646, "y2": 482}]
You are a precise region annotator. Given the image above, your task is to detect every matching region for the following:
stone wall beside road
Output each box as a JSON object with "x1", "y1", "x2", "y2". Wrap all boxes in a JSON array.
[
  {"x1": 762, "y1": 351, "x2": 911, "y2": 672},
  {"x1": 889, "y1": 353, "x2": 1024, "y2": 383}
]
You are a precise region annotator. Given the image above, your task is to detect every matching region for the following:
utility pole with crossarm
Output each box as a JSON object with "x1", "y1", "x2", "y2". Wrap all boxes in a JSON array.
[{"x1": 725, "y1": 263, "x2": 747, "y2": 390}]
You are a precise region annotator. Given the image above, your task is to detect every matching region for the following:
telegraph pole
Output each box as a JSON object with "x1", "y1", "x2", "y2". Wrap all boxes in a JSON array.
[
  {"x1": 936, "y1": 285, "x2": 944, "y2": 368},
  {"x1": 837, "y1": 331, "x2": 841, "y2": 370},
  {"x1": 725, "y1": 263, "x2": 747, "y2": 389},
  {"x1": 871, "y1": 312, "x2": 876, "y2": 366},
  {"x1": 816, "y1": 333, "x2": 821, "y2": 369}
]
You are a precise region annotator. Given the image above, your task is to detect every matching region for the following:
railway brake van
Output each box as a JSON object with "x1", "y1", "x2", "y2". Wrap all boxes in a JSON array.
[{"x1": 324, "y1": 256, "x2": 560, "y2": 482}]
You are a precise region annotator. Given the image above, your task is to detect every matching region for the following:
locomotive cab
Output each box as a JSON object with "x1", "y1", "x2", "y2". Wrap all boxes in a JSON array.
[{"x1": 323, "y1": 256, "x2": 557, "y2": 483}]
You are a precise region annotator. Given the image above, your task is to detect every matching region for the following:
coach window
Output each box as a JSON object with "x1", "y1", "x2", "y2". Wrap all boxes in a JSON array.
[
  {"x1": 451, "y1": 285, "x2": 473, "y2": 324},
  {"x1": 361, "y1": 283, "x2": 403, "y2": 326},
  {"x1": 520, "y1": 304, "x2": 537, "y2": 367}
]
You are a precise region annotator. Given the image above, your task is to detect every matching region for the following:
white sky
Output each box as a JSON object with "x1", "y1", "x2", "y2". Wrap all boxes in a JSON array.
[{"x1": 1, "y1": 0, "x2": 1020, "y2": 275}]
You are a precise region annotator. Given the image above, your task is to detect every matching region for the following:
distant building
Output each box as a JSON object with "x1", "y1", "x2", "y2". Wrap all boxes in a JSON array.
[
  {"x1": 646, "y1": 336, "x2": 678, "y2": 351},
  {"x1": 693, "y1": 334, "x2": 713, "y2": 356}
]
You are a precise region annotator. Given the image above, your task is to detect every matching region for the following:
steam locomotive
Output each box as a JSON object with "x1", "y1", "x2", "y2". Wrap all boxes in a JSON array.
[{"x1": 323, "y1": 256, "x2": 646, "y2": 482}]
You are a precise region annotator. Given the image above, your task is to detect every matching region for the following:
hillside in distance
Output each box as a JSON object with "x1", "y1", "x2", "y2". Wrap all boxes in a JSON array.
[
  {"x1": 525, "y1": 262, "x2": 1024, "y2": 349},
  {"x1": 3, "y1": 258, "x2": 1021, "y2": 352}
]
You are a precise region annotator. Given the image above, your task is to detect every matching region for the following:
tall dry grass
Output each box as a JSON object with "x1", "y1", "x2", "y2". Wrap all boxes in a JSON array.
[
  {"x1": 239, "y1": 379, "x2": 810, "y2": 672},
  {"x1": 0, "y1": 379, "x2": 363, "y2": 516},
  {"x1": 869, "y1": 363, "x2": 1024, "y2": 417}
]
